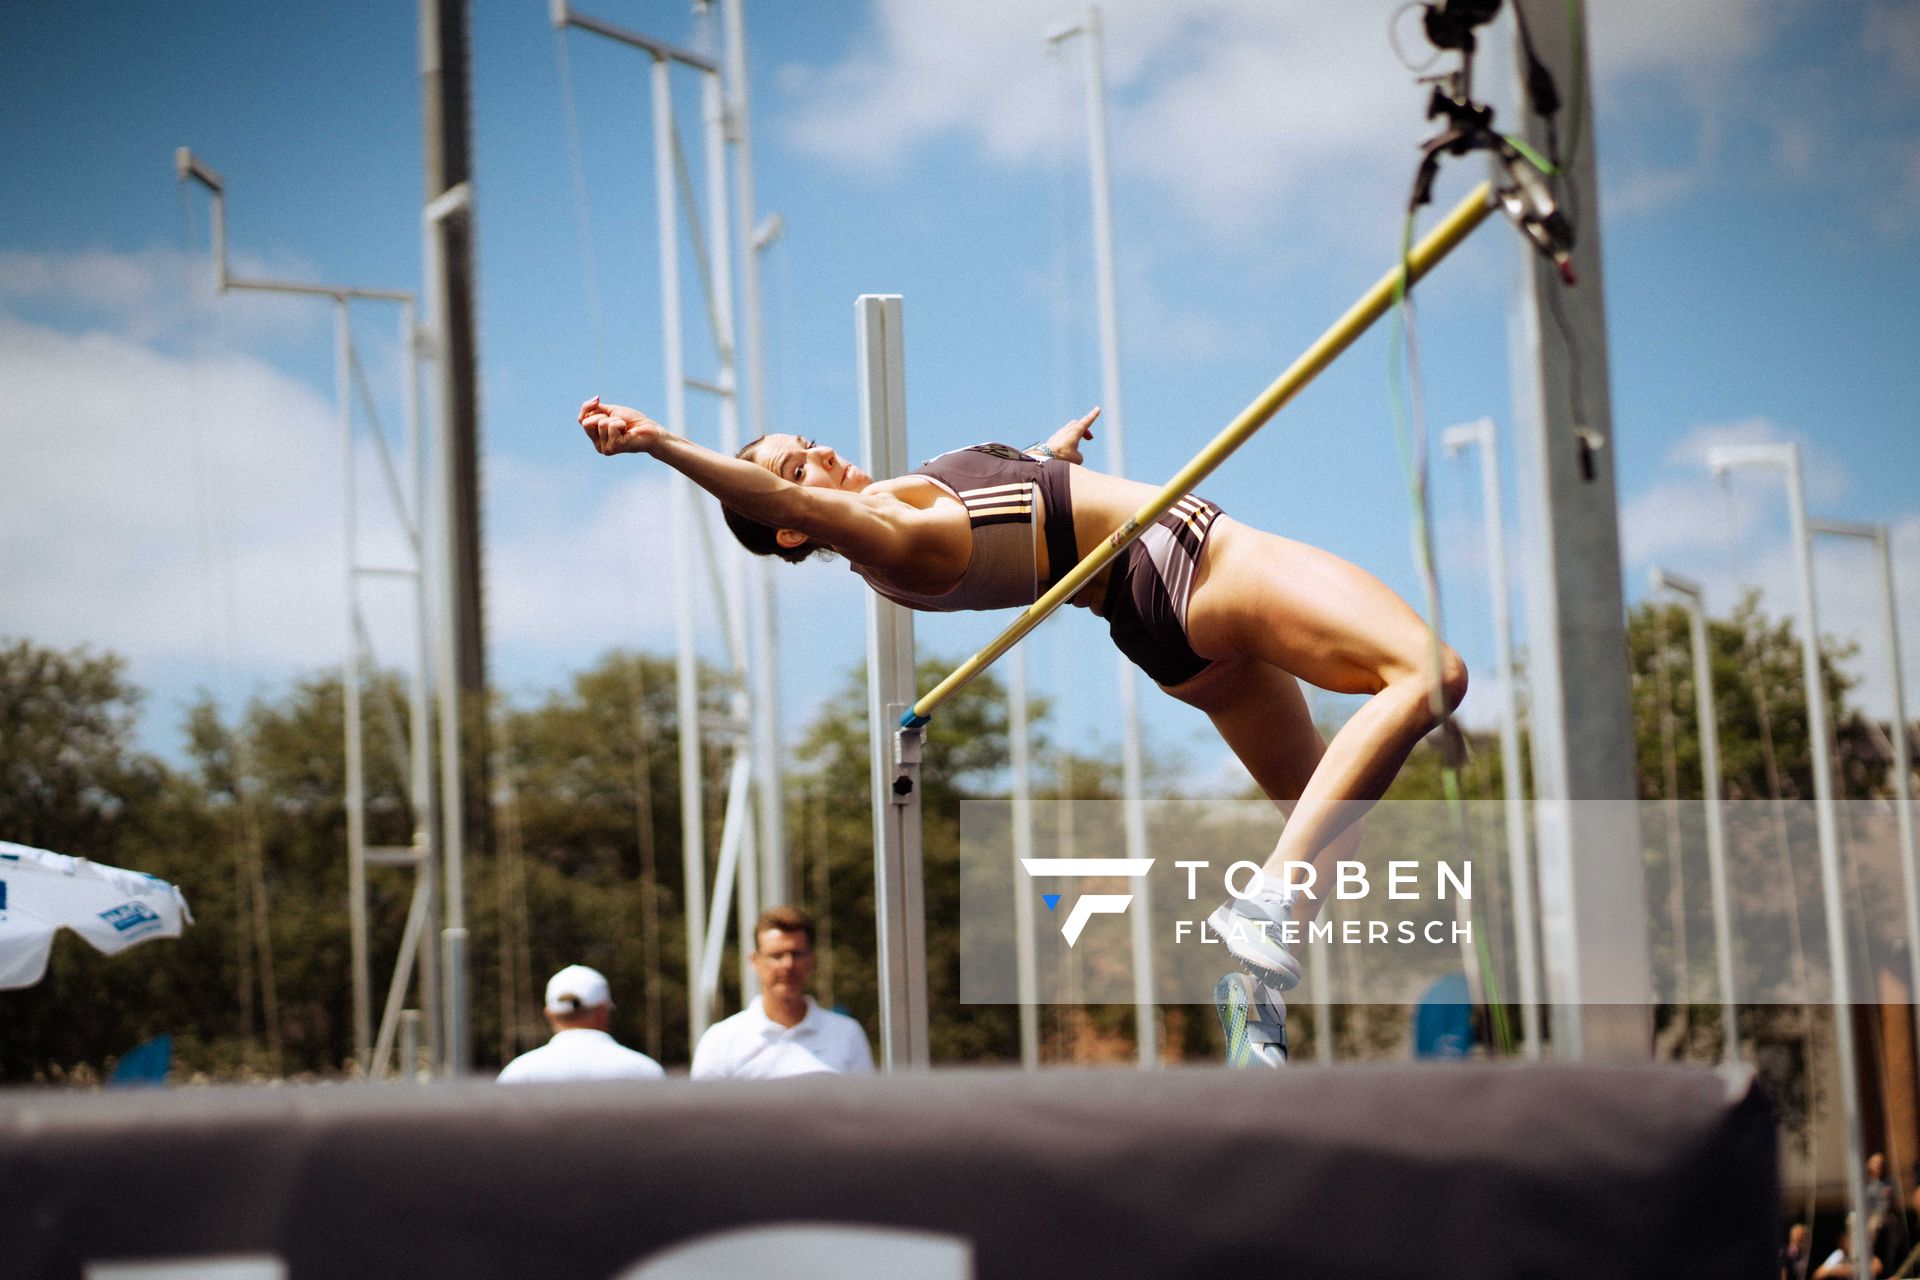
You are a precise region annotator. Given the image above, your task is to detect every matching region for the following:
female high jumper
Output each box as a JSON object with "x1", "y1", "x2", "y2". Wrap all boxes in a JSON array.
[{"x1": 578, "y1": 395, "x2": 1466, "y2": 1065}]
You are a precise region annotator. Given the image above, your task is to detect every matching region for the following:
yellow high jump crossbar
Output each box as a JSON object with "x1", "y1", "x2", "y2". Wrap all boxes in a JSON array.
[{"x1": 903, "y1": 180, "x2": 1496, "y2": 728}]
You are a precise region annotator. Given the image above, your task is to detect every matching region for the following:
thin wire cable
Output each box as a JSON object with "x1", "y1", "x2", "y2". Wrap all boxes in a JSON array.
[{"x1": 553, "y1": 29, "x2": 610, "y2": 384}]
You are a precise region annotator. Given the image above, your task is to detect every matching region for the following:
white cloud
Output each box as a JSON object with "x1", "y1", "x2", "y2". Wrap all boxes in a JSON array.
[
  {"x1": 1622, "y1": 418, "x2": 1853, "y2": 569},
  {"x1": 1583, "y1": 0, "x2": 1778, "y2": 82},
  {"x1": 0, "y1": 311, "x2": 343, "y2": 675},
  {"x1": 1865, "y1": 2, "x2": 1920, "y2": 90},
  {"x1": 0, "y1": 287, "x2": 746, "y2": 733},
  {"x1": 0, "y1": 245, "x2": 328, "y2": 347},
  {"x1": 779, "y1": 0, "x2": 1796, "y2": 242}
]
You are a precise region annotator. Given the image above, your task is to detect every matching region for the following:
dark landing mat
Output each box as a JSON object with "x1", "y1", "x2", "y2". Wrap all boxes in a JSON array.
[{"x1": 0, "y1": 1061, "x2": 1776, "y2": 1280}]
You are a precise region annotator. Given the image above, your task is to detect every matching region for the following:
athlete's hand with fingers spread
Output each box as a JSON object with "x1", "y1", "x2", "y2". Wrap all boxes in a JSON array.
[
  {"x1": 1044, "y1": 406, "x2": 1100, "y2": 465},
  {"x1": 578, "y1": 396, "x2": 665, "y2": 456}
]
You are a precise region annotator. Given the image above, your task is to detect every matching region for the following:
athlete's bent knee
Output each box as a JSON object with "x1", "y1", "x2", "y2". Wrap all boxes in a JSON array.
[
  {"x1": 1437, "y1": 647, "x2": 1469, "y2": 714},
  {"x1": 1394, "y1": 647, "x2": 1467, "y2": 731}
]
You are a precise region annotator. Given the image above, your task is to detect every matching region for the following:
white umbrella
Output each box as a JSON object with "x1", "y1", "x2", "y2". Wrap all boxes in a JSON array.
[{"x1": 0, "y1": 840, "x2": 193, "y2": 990}]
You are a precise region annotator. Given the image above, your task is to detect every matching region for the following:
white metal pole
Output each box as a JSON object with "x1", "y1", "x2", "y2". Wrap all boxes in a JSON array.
[
  {"x1": 718, "y1": 0, "x2": 788, "y2": 908},
  {"x1": 859, "y1": 294, "x2": 930, "y2": 1070},
  {"x1": 1049, "y1": 3, "x2": 1157, "y2": 1069},
  {"x1": 423, "y1": 181, "x2": 470, "y2": 1079},
  {"x1": 652, "y1": 55, "x2": 709, "y2": 1048},
  {"x1": 1812, "y1": 518, "x2": 1920, "y2": 1109},
  {"x1": 697, "y1": 64, "x2": 764, "y2": 990},
  {"x1": 339, "y1": 299, "x2": 372, "y2": 1074},
  {"x1": 400, "y1": 299, "x2": 442, "y2": 1072},
  {"x1": 1650, "y1": 568, "x2": 1739, "y2": 1064},
  {"x1": 1708, "y1": 443, "x2": 1868, "y2": 1274},
  {"x1": 1445, "y1": 418, "x2": 1542, "y2": 1058},
  {"x1": 1009, "y1": 645, "x2": 1040, "y2": 1070}
]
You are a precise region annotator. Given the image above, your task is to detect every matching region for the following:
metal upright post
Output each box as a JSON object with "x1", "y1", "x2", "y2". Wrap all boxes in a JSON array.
[
  {"x1": 424, "y1": 180, "x2": 469, "y2": 1078},
  {"x1": 1810, "y1": 518, "x2": 1920, "y2": 1104},
  {"x1": 859, "y1": 294, "x2": 931, "y2": 1070},
  {"x1": 1445, "y1": 418, "x2": 1543, "y2": 1059},
  {"x1": 1649, "y1": 568, "x2": 1739, "y2": 1065},
  {"x1": 1707, "y1": 443, "x2": 1869, "y2": 1276},
  {"x1": 400, "y1": 297, "x2": 442, "y2": 1072},
  {"x1": 1045, "y1": 3, "x2": 1157, "y2": 1068},
  {"x1": 422, "y1": 0, "x2": 485, "y2": 1077},
  {"x1": 1505, "y1": 0, "x2": 1652, "y2": 1058}
]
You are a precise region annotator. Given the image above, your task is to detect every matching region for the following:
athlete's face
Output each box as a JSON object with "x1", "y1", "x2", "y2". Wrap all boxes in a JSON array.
[{"x1": 754, "y1": 433, "x2": 869, "y2": 492}]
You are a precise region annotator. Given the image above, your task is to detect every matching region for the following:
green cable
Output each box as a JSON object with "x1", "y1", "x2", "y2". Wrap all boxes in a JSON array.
[
  {"x1": 1391, "y1": 205, "x2": 1517, "y2": 1059},
  {"x1": 1563, "y1": 0, "x2": 1585, "y2": 170},
  {"x1": 1501, "y1": 134, "x2": 1557, "y2": 176}
]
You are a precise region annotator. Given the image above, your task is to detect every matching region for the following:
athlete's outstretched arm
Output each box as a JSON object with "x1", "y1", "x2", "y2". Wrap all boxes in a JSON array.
[{"x1": 576, "y1": 397, "x2": 927, "y2": 568}]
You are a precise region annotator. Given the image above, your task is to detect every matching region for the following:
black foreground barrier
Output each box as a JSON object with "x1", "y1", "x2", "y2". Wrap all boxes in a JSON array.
[{"x1": 2, "y1": 1062, "x2": 1775, "y2": 1279}]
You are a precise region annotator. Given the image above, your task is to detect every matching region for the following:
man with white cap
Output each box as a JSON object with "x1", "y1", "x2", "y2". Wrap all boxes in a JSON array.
[
  {"x1": 692, "y1": 906, "x2": 874, "y2": 1080},
  {"x1": 497, "y1": 964, "x2": 665, "y2": 1083}
]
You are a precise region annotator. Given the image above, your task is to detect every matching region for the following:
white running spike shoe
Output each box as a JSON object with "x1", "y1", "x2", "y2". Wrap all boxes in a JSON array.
[
  {"x1": 1215, "y1": 972, "x2": 1289, "y2": 1068},
  {"x1": 1205, "y1": 881, "x2": 1304, "y2": 991}
]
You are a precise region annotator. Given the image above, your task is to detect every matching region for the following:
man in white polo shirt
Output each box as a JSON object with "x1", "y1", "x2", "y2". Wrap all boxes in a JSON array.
[
  {"x1": 497, "y1": 964, "x2": 665, "y2": 1083},
  {"x1": 692, "y1": 906, "x2": 874, "y2": 1080}
]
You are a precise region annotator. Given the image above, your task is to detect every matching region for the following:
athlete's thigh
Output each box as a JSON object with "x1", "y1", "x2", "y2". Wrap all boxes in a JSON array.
[
  {"x1": 1185, "y1": 519, "x2": 1432, "y2": 696},
  {"x1": 1165, "y1": 656, "x2": 1324, "y2": 809}
]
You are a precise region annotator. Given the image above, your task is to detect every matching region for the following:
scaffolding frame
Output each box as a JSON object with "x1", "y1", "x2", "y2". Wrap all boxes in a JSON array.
[
  {"x1": 176, "y1": 148, "x2": 441, "y2": 1079},
  {"x1": 551, "y1": 0, "x2": 783, "y2": 1047}
]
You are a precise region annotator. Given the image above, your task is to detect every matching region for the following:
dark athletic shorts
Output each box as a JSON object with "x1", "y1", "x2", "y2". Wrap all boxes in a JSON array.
[{"x1": 1102, "y1": 494, "x2": 1224, "y2": 687}]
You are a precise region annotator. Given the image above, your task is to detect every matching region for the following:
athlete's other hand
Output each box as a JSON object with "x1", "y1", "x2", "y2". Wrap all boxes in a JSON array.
[
  {"x1": 579, "y1": 396, "x2": 664, "y2": 456},
  {"x1": 1044, "y1": 406, "x2": 1100, "y2": 464}
]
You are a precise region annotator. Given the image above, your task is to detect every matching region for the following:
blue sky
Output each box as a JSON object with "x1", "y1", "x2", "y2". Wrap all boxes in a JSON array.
[{"x1": 3, "y1": 0, "x2": 1917, "y2": 790}]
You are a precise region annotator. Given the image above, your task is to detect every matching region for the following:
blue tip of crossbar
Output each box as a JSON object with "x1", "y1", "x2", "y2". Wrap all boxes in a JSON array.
[{"x1": 900, "y1": 711, "x2": 930, "y2": 729}]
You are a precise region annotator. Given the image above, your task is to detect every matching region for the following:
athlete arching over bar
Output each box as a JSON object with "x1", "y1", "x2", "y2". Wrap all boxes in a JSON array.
[{"x1": 578, "y1": 395, "x2": 1465, "y2": 1066}]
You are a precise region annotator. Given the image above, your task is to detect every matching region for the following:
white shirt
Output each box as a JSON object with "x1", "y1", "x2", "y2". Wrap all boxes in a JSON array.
[
  {"x1": 497, "y1": 1028, "x2": 666, "y2": 1084},
  {"x1": 691, "y1": 996, "x2": 875, "y2": 1080}
]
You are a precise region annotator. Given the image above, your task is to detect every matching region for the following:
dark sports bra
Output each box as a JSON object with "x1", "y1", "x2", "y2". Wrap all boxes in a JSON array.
[{"x1": 851, "y1": 444, "x2": 1078, "y2": 612}]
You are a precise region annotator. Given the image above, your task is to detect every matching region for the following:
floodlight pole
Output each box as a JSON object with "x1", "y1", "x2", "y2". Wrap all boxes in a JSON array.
[
  {"x1": 1444, "y1": 417, "x2": 1542, "y2": 1059},
  {"x1": 1046, "y1": 3, "x2": 1158, "y2": 1068},
  {"x1": 1647, "y1": 568, "x2": 1739, "y2": 1066},
  {"x1": 1809, "y1": 517, "x2": 1920, "y2": 1102},
  {"x1": 1706, "y1": 443, "x2": 1868, "y2": 1276},
  {"x1": 178, "y1": 148, "x2": 440, "y2": 1080}
]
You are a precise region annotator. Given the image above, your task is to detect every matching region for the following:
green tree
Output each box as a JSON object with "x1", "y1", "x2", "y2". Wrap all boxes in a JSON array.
[
  {"x1": 0, "y1": 639, "x2": 232, "y2": 1081},
  {"x1": 485, "y1": 650, "x2": 716, "y2": 1070}
]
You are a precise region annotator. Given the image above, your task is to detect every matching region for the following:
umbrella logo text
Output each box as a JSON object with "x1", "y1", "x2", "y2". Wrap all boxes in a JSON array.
[{"x1": 99, "y1": 901, "x2": 163, "y2": 934}]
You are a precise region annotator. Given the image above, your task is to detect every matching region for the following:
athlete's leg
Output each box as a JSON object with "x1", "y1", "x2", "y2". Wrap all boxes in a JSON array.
[
  {"x1": 1182, "y1": 518, "x2": 1467, "y2": 875},
  {"x1": 1164, "y1": 655, "x2": 1361, "y2": 923}
]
